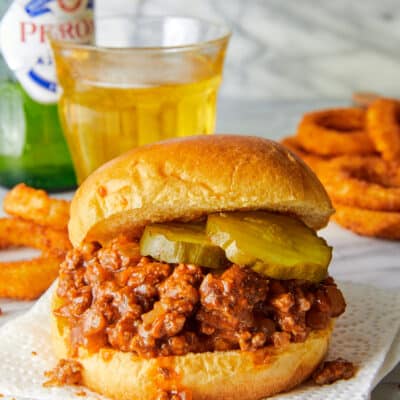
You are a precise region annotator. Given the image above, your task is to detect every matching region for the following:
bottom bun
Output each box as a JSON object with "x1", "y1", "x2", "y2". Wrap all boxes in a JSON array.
[{"x1": 51, "y1": 294, "x2": 333, "y2": 400}]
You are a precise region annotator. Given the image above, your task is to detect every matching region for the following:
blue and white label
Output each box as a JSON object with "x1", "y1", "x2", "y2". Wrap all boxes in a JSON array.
[
  {"x1": 25, "y1": 0, "x2": 55, "y2": 17},
  {"x1": 0, "y1": 0, "x2": 93, "y2": 103}
]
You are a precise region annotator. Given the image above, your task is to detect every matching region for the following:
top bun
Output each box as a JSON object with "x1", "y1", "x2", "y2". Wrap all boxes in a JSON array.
[{"x1": 69, "y1": 135, "x2": 333, "y2": 247}]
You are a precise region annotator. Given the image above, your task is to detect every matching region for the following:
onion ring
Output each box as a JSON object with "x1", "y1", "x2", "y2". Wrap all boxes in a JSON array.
[
  {"x1": 0, "y1": 218, "x2": 71, "y2": 299},
  {"x1": 280, "y1": 136, "x2": 329, "y2": 172},
  {"x1": 0, "y1": 239, "x2": 11, "y2": 249},
  {"x1": 0, "y1": 254, "x2": 63, "y2": 300},
  {"x1": 3, "y1": 183, "x2": 70, "y2": 230},
  {"x1": 318, "y1": 156, "x2": 400, "y2": 211},
  {"x1": 296, "y1": 108, "x2": 375, "y2": 156},
  {"x1": 366, "y1": 98, "x2": 400, "y2": 161},
  {"x1": 0, "y1": 218, "x2": 71, "y2": 256},
  {"x1": 333, "y1": 204, "x2": 400, "y2": 240}
]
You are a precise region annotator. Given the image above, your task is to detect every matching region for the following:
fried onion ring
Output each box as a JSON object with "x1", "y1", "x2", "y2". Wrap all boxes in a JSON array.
[
  {"x1": 0, "y1": 218, "x2": 71, "y2": 299},
  {"x1": 280, "y1": 136, "x2": 329, "y2": 172},
  {"x1": 3, "y1": 183, "x2": 70, "y2": 230},
  {"x1": 0, "y1": 254, "x2": 63, "y2": 300},
  {"x1": 318, "y1": 156, "x2": 400, "y2": 211},
  {"x1": 296, "y1": 108, "x2": 375, "y2": 156},
  {"x1": 0, "y1": 218, "x2": 71, "y2": 256},
  {"x1": 366, "y1": 98, "x2": 400, "y2": 161},
  {"x1": 333, "y1": 204, "x2": 400, "y2": 240}
]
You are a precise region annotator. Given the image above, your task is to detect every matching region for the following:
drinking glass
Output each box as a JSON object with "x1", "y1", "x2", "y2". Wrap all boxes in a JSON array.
[{"x1": 49, "y1": 16, "x2": 230, "y2": 183}]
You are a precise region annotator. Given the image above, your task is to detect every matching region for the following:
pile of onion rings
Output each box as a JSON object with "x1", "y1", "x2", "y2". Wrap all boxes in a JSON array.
[
  {"x1": 0, "y1": 185, "x2": 71, "y2": 300},
  {"x1": 280, "y1": 97, "x2": 400, "y2": 240}
]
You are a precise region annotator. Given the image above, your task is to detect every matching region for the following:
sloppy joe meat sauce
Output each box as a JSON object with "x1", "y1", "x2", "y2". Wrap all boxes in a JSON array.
[
  {"x1": 56, "y1": 236, "x2": 346, "y2": 358},
  {"x1": 43, "y1": 358, "x2": 83, "y2": 387},
  {"x1": 313, "y1": 358, "x2": 356, "y2": 385}
]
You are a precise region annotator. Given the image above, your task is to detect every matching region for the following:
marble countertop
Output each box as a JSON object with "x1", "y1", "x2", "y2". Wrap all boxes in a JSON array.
[
  {"x1": 97, "y1": 0, "x2": 400, "y2": 100},
  {"x1": 0, "y1": 98, "x2": 399, "y2": 399}
]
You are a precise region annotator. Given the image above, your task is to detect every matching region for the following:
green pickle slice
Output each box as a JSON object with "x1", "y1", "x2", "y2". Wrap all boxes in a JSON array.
[
  {"x1": 206, "y1": 211, "x2": 332, "y2": 282},
  {"x1": 140, "y1": 222, "x2": 228, "y2": 268}
]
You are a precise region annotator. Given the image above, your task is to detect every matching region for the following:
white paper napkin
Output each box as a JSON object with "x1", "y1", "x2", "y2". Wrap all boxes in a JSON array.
[{"x1": 0, "y1": 281, "x2": 399, "y2": 400}]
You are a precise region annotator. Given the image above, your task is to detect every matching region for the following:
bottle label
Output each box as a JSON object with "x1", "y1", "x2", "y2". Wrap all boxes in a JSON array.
[{"x1": 0, "y1": 0, "x2": 93, "y2": 103}]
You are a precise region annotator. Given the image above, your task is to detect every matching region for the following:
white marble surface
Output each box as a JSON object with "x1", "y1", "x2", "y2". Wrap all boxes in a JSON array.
[
  {"x1": 0, "y1": 99, "x2": 399, "y2": 399},
  {"x1": 96, "y1": 0, "x2": 400, "y2": 100}
]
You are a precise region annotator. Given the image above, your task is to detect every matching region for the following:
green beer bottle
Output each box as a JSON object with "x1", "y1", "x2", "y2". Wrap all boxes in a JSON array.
[{"x1": 0, "y1": 0, "x2": 93, "y2": 191}]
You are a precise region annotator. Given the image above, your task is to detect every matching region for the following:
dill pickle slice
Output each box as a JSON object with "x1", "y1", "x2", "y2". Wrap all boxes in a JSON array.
[
  {"x1": 139, "y1": 222, "x2": 228, "y2": 268},
  {"x1": 206, "y1": 211, "x2": 332, "y2": 282}
]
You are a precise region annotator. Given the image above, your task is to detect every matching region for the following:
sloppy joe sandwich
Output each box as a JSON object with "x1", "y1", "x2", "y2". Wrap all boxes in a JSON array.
[{"x1": 51, "y1": 135, "x2": 346, "y2": 400}]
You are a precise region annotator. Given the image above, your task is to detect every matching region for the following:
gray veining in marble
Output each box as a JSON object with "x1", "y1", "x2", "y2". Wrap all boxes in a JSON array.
[{"x1": 96, "y1": 0, "x2": 400, "y2": 100}]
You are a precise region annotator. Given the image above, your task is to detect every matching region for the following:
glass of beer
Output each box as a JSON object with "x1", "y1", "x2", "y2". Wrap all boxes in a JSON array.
[{"x1": 49, "y1": 16, "x2": 230, "y2": 183}]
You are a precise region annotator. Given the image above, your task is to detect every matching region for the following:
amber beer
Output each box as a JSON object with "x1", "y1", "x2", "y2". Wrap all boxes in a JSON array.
[
  {"x1": 50, "y1": 16, "x2": 230, "y2": 183},
  {"x1": 58, "y1": 71, "x2": 221, "y2": 184}
]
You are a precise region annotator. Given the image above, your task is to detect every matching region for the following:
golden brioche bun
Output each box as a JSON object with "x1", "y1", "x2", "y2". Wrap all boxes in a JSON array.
[
  {"x1": 68, "y1": 135, "x2": 333, "y2": 247},
  {"x1": 51, "y1": 294, "x2": 333, "y2": 400}
]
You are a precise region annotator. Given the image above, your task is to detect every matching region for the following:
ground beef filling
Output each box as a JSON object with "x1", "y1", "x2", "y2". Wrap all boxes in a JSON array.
[
  {"x1": 312, "y1": 358, "x2": 356, "y2": 385},
  {"x1": 43, "y1": 359, "x2": 83, "y2": 387},
  {"x1": 56, "y1": 236, "x2": 346, "y2": 358}
]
